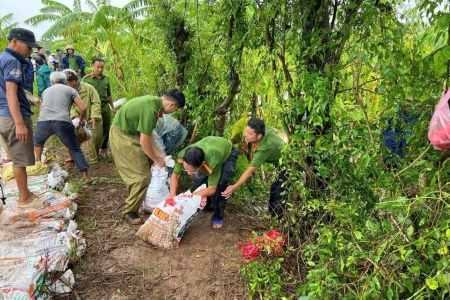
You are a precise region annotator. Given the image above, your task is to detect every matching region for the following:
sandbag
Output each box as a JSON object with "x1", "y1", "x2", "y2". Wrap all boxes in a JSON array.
[
  {"x1": 428, "y1": 89, "x2": 450, "y2": 150},
  {"x1": 1, "y1": 162, "x2": 50, "y2": 182},
  {"x1": 142, "y1": 164, "x2": 170, "y2": 213},
  {"x1": 136, "y1": 185, "x2": 207, "y2": 248}
]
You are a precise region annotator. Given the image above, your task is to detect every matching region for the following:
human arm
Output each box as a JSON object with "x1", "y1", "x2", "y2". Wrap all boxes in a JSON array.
[
  {"x1": 222, "y1": 166, "x2": 258, "y2": 199},
  {"x1": 89, "y1": 86, "x2": 101, "y2": 130},
  {"x1": 77, "y1": 56, "x2": 86, "y2": 73},
  {"x1": 169, "y1": 172, "x2": 181, "y2": 198},
  {"x1": 73, "y1": 97, "x2": 86, "y2": 123},
  {"x1": 108, "y1": 95, "x2": 116, "y2": 114},
  {"x1": 106, "y1": 80, "x2": 115, "y2": 114},
  {"x1": 140, "y1": 132, "x2": 165, "y2": 166},
  {"x1": 5, "y1": 82, "x2": 28, "y2": 142},
  {"x1": 193, "y1": 185, "x2": 217, "y2": 197}
]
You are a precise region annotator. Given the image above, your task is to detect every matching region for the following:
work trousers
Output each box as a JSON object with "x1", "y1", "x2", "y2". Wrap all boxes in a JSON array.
[{"x1": 110, "y1": 125, "x2": 152, "y2": 217}]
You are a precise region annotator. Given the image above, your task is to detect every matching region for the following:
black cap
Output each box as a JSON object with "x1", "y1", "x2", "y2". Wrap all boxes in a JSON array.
[
  {"x1": 8, "y1": 28, "x2": 41, "y2": 48},
  {"x1": 56, "y1": 48, "x2": 61, "y2": 51}
]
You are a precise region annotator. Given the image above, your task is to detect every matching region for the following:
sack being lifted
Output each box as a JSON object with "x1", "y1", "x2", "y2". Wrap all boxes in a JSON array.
[
  {"x1": 142, "y1": 164, "x2": 170, "y2": 213},
  {"x1": 136, "y1": 185, "x2": 207, "y2": 248},
  {"x1": 428, "y1": 89, "x2": 450, "y2": 150}
]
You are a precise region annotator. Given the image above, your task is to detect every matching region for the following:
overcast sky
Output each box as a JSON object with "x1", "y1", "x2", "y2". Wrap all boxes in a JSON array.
[{"x1": 4, "y1": 0, "x2": 130, "y2": 40}]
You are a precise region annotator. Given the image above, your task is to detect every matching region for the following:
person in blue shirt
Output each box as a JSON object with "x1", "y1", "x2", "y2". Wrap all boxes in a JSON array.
[{"x1": 0, "y1": 28, "x2": 48, "y2": 209}]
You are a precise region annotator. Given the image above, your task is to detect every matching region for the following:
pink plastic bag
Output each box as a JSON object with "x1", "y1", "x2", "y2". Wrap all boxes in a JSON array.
[{"x1": 428, "y1": 89, "x2": 450, "y2": 150}]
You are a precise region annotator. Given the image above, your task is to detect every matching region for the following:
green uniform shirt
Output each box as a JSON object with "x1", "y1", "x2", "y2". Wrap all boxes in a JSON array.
[
  {"x1": 250, "y1": 127, "x2": 284, "y2": 167},
  {"x1": 82, "y1": 74, "x2": 111, "y2": 103},
  {"x1": 70, "y1": 82, "x2": 102, "y2": 121},
  {"x1": 173, "y1": 137, "x2": 232, "y2": 186},
  {"x1": 68, "y1": 56, "x2": 79, "y2": 71},
  {"x1": 112, "y1": 95, "x2": 162, "y2": 135}
]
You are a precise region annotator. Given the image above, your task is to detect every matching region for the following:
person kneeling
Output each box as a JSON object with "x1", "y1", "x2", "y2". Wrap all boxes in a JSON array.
[{"x1": 170, "y1": 137, "x2": 238, "y2": 229}]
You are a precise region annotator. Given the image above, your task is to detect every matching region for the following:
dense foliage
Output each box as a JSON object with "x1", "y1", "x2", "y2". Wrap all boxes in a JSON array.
[{"x1": 3, "y1": 0, "x2": 450, "y2": 298}]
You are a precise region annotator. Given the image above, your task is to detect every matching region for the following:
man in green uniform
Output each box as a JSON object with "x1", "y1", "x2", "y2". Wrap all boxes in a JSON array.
[
  {"x1": 63, "y1": 69, "x2": 103, "y2": 164},
  {"x1": 82, "y1": 57, "x2": 115, "y2": 156},
  {"x1": 222, "y1": 118, "x2": 288, "y2": 217},
  {"x1": 170, "y1": 137, "x2": 238, "y2": 229},
  {"x1": 110, "y1": 89, "x2": 185, "y2": 225}
]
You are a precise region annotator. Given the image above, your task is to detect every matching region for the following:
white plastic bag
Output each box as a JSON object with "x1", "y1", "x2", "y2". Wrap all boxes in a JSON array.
[
  {"x1": 113, "y1": 98, "x2": 126, "y2": 108},
  {"x1": 136, "y1": 185, "x2": 207, "y2": 248},
  {"x1": 428, "y1": 89, "x2": 450, "y2": 150},
  {"x1": 142, "y1": 164, "x2": 170, "y2": 213}
]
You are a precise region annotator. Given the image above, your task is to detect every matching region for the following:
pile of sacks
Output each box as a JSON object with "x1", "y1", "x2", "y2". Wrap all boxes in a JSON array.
[{"x1": 0, "y1": 146, "x2": 85, "y2": 299}]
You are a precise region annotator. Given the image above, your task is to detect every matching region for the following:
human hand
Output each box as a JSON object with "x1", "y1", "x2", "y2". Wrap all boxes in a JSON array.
[
  {"x1": 88, "y1": 118, "x2": 96, "y2": 130},
  {"x1": 111, "y1": 106, "x2": 116, "y2": 115},
  {"x1": 222, "y1": 185, "x2": 237, "y2": 199},
  {"x1": 77, "y1": 69, "x2": 81, "y2": 74},
  {"x1": 15, "y1": 122, "x2": 28, "y2": 142},
  {"x1": 156, "y1": 157, "x2": 165, "y2": 167},
  {"x1": 79, "y1": 119, "x2": 86, "y2": 127}
]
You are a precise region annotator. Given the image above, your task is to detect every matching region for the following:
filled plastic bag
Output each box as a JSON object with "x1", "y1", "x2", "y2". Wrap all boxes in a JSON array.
[
  {"x1": 1, "y1": 162, "x2": 50, "y2": 182},
  {"x1": 136, "y1": 185, "x2": 206, "y2": 248},
  {"x1": 153, "y1": 114, "x2": 188, "y2": 155},
  {"x1": 142, "y1": 164, "x2": 170, "y2": 213},
  {"x1": 428, "y1": 89, "x2": 450, "y2": 150},
  {"x1": 72, "y1": 118, "x2": 92, "y2": 144}
]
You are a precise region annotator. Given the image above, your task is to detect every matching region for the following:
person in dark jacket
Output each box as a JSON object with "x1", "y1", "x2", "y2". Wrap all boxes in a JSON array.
[
  {"x1": 35, "y1": 47, "x2": 47, "y2": 72},
  {"x1": 61, "y1": 45, "x2": 86, "y2": 76},
  {"x1": 35, "y1": 57, "x2": 54, "y2": 98},
  {"x1": 24, "y1": 56, "x2": 34, "y2": 94}
]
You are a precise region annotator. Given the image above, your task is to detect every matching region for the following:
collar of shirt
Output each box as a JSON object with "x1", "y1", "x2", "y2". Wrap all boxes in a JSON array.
[{"x1": 4, "y1": 48, "x2": 28, "y2": 65}]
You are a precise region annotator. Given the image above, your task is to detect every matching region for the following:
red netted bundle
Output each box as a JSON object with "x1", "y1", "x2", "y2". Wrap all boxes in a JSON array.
[
  {"x1": 237, "y1": 241, "x2": 261, "y2": 260},
  {"x1": 238, "y1": 230, "x2": 285, "y2": 261}
]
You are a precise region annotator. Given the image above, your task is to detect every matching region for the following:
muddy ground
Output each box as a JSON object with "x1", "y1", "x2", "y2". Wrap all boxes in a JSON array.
[{"x1": 50, "y1": 146, "x2": 269, "y2": 300}]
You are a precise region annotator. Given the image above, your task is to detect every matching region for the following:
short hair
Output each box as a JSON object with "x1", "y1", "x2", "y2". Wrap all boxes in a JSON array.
[
  {"x1": 183, "y1": 147, "x2": 204, "y2": 168},
  {"x1": 50, "y1": 72, "x2": 67, "y2": 84},
  {"x1": 164, "y1": 89, "x2": 185, "y2": 108},
  {"x1": 247, "y1": 117, "x2": 266, "y2": 136},
  {"x1": 92, "y1": 57, "x2": 105, "y2": 64},
  {"x1": 34, "y1": 56, "x2": 45, "y2": 66}
]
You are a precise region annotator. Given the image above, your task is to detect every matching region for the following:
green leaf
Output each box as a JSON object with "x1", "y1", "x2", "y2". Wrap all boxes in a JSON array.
[
  {"x1": 426, "y1": 278, "x2": 439, "y2": 290},
  {"x1": 446, "y1": 229, "x2": 450, "y2": 238},
  {"x1": 354, "y1": 231, "x2": 362, "y2": 240},
  {"x1": 438, "y1": 246, "x2": 448, "y2": 255},
  {"x1": 306, "y1": 261, "x2": 316, "y2": 267},
  {"x1": 298, "y1": 297, "x2": 309, "y2": 300},
  {"x1": 387, "y1": 288, "x2": 393, "y2": 300},
  {"x1": 406, "y1": 226, "x2": 414, "y2": 236},
  {"x1": 408, "y1": 266, "x2": 421, "y2": 274}
]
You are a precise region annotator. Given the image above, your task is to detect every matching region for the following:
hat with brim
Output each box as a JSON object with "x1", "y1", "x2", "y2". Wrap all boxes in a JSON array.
[{"x1": 8, "y1": 28, "x2": 41, "y2": 48}]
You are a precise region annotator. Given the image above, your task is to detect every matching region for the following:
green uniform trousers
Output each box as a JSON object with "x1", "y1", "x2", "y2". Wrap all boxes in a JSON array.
[
  {"x1": 110, "y1": 125, "x2": 152, "y2": 217},
  {"x1": 87, "y1": 118, "x2": 103, "y2": 164},
  {"x1": 101, "y1": 102, "x2": 111, "y2": 150}
]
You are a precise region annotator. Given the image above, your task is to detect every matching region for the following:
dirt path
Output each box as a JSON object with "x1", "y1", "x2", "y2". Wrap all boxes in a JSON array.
[{"x1": 53, "y1": 151, "x2": 252, "y2": 300}]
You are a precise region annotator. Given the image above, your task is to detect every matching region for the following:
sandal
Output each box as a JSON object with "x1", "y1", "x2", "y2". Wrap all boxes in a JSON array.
[
  {"x1": 124, "y1": 212, "x2": 144, "y2": 225},
  {"x1": 19, "y1": 196, "x2": 50, "y2": 209},
  {"x1": 212, "y1": 219, "x2": 223, "y2": 229}
]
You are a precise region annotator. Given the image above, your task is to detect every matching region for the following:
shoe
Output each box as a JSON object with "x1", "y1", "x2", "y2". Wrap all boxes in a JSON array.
[
  {"x1": 65, "y1": 158, "x2": 74, "y2": 163},
  {"x1": 212, "y1": 219, "x2": 223, "y2": 229},
  {"x1": 124, "y1": 212, "x2": 144, "y2": 225}
]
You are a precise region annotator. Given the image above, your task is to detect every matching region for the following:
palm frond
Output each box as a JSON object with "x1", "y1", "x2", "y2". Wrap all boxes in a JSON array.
[{"x1": 25, "y1": 14, "x2": 62, "y2": 26}]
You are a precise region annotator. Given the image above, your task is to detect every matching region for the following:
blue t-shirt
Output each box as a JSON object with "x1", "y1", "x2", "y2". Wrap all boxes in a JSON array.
[{"x1": 0, "y1": 48, "x2": 33, "y2": 117}]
